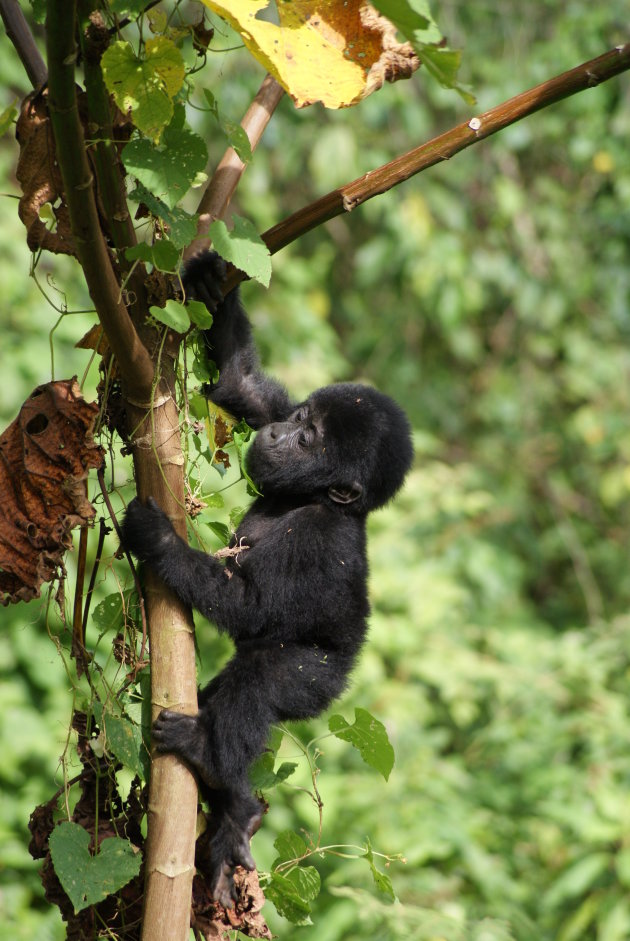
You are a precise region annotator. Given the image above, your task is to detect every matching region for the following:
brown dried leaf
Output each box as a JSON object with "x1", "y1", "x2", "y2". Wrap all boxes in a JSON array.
[
  {"x1": 0, "y1": 379, "x2": 104, "y2": 606},
  {"x1": 15, "y1": 90, "x2": 75, "y2": 255},
  {"x1": 192, "y1": 867, "x2": 271, "y2": 940},
  {"x1": 360, "y1": 5, "x2": 421, "y2": 97},
  {"x1": 213, "y1": 414, "x2": 231, "y2": 448},
  {"x1": 76, "y1": 323, "x2": 110, "y2": 356},
  {"x1": 214, "y1": 449, "x2": 231, "y2": 470},
  {"x1": 192, "y1": 19, "x2": 215, "y2": 53}
]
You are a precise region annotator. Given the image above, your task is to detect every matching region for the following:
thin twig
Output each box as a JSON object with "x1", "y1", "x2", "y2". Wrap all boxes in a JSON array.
[
  {"x1": 81, "y1": 516, "x2": 110, "y2": 642},
  {"x1": 71, "y1": 524, "x2": 90, "y2": 674},
  {"x1": 0, "y1": 0, "x2": 47, "y2": 86}
]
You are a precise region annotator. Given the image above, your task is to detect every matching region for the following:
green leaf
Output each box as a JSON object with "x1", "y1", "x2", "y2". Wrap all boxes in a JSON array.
[
  {"x1": 150, "y1": 300, "x2": 190, "y2": 333},
  {"x1": 248, "y1": 752, "x2": 276, "y2": 789},
  {"x1": 192, "y1": 351, "x2": 215, "y2": 383},
  {"x1": 202, "y1": 89, "x2": 220, "y2": 120},
  {"x1": 200, "y1": 493, "x2": 225, "y2": 510},
  {"x1": 188, "y1": 300, "x2": 214, "y2": 329},
  {"x1": 265, "y1": 871, "x2": 312, "y2": 925},
  {"x1": 233, "y1": 424, "x2": 261, "y2": 494},
  {"x1": 371, "y1": 0, "x2": 432, "y2": 33},
  {"x1": 229, "y1": 505, "x2": 247, "y2": 530},
  {"x1": 202, "y1": 90, "x2": 252, "y2": 163},
  {"x1": 49, "y1": 823, "x2": 141, "y2": 913},
  {"x1": 286, "y1": 865, "x2": 321, "y2": 902},
  {"x1": 92, "y1": 592, "x2": 130, "y2": 633},
  {"x1": 371, "y1": 0, "x2": 475, "y2": 104},
  {"x1": 249, "y1": 751, "x2": 297, "y2": 790},
  {"x1": 130, "y1": 184, "x2": 198, "y2": 249},
  {"x1": 188, "y1": 392, "x2": 209, "y2": 421},
  {"x1": 30, "y1": 0, "x2": 46, "y2": 23},
  {"x1": 147, "y1": 238, "x2": 179, "y2": 271},
  {"x1": 224, "y1": 123, "x2": 253, "y2": 164},
  {"x1": 267, "y1": 726, "x2": 284, "y2": 754},
  {"x1": 556, "y1": 894, "x2": 600, "y2": 941},
  {"x1": 126, "y1": 239, "x2": 179, "y2": 272},
  {"x1": 250, "y1": 727, "x2": 289, "y2": 788},
  {"x1": 419, "y1": 46, "x2": 475, "y2": 104},
  {"x1": 101, "y1": 38, "x2": 185, "y2": 141},
  {"x1": 208, "y1": 217, "x2": 271, "y2": 287},
  {"x1": 328, "y1": 707, "x2": 395, "y2": 780},
  {"x1": 103, "y1": 713, "x2": 148, "y2": 782},
  {"x1": 206, "y1": 521, "x2": 230, "y2": 545},
  {"x1": 364, "y1": 838, "x2": 396, "y2": 902},
  {"x1": 125, "y1": 243, "x2": 153, "y2": 264},
  {"x1": 189, "y1": 336, "x2": 218, "y2": 384},
  {"x1": 122, "y1": 123, "x2": 208, "y2": 209},
  {"x1": 273, "y1": 830, "x2": 309, "y2": 865}
]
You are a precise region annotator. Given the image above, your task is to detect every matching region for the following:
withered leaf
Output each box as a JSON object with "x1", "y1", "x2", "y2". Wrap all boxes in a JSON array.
[
  {"x1": 201, "y1": 1, "x2": 419, "y2": 109},
  {"x1": 0, "y1": 379, "x2": 104, "y2": 606},
  {"x1": 76, "y1": 323, "x2": 110, "y2": 356},
  {"x1": 15, "y1": 88, "x2": 133, "y2": 257},
  {"x1": 214, "y1": 449, "x2": 231, "y2": 470},
  {"x1": 214, "y1": 414, "x2": 231, "y2": 448},
  {"x1": 15, "y1": 90, "x2": 75, "y2": 255},
  {"x1": 192, "y1": 867, "x2": 271, "y2": 940}
]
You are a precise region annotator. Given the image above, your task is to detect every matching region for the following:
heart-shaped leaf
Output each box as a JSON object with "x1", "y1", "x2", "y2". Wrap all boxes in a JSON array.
[
  {"x1": 208, "y1": 216, "x2": 271, "y2": 287},
  {"x1": 49, "y1": 822, "x2": 141, "y2": 913},
  {"x1": 122, "y1": 123, "x2": 208, "y2": 209},
  {"x1": 150, "y1": 300, "x2": 190, "y2": 333},
  {"x1": 102, "y1": 37, "x2": 185, "y2": 141}
]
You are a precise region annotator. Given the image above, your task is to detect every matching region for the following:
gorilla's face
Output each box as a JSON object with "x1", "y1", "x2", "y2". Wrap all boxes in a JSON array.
[
  {"x1": 245, "y1": 400, "x2": 334, "y2": 498},
  {"x1": 245, "y1": 383, "x2": 413, "y2": 512}
]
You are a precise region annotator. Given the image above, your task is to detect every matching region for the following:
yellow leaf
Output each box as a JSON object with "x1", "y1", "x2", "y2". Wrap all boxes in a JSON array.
[{"x1": 201, "y1": 0, "x2": 418, "y2": 108}]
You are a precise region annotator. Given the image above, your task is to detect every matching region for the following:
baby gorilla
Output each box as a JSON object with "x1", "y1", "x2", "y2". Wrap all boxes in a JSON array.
[{"x1": 122, "y1": 252, "x2": 413, "y2": 906}]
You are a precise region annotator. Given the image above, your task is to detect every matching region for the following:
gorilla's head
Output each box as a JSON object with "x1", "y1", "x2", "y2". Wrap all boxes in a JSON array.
[{"x1": 246, "y1": 383, "x2": 413, "y2": 514}]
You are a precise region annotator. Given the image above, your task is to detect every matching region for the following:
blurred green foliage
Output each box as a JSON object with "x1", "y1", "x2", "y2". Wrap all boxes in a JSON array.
[{"x1": 1, "y1": 0, "x2": 630, "y2": 938}]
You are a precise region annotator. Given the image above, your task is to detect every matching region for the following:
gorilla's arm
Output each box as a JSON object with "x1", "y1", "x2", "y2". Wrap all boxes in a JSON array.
[
  {"x1": 184, "y1": 251, "x2": 292, "y2": 429},
  {"x1": 121, "y1": 498, "x2": 264, "y2": 638}
]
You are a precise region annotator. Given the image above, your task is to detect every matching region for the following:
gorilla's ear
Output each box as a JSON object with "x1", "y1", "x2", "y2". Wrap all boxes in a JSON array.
[{"x1": 328, "y1": 482, "x2": 363, "y2": 505}]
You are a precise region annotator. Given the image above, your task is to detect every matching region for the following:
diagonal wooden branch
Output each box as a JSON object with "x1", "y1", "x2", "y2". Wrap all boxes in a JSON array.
[
  {"x1": 0, "y1": 0, "x2": 47, "y2": 86},
  {"x1": 45, "y1": 1, "x2": 154, "y2": 402},
  {"x1": 217, "y1": 42, "x2": 630, "y2": 294},
  {"x1": 184, "y1": 74, "x2": 285, "y2": 260}
]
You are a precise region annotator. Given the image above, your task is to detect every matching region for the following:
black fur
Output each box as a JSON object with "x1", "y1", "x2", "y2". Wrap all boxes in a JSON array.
[{"x1": 122, "y1": 252, "x2": 413, "y2": 905}]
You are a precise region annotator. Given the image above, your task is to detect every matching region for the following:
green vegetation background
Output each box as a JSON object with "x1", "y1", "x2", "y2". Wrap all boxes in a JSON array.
[{"x1": 1, "y1": 2, "x2": 630, "y2": 939}]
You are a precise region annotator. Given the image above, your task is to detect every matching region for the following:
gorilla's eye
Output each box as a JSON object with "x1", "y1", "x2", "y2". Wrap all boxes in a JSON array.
[{"x1": 297, "y1": 431, "x2": 310, "y2": 448}]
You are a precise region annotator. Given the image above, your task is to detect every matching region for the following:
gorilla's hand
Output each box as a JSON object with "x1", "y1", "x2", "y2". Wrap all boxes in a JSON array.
[{"x1": 121, "y1": 497, "x2": 179, "y2": 564}]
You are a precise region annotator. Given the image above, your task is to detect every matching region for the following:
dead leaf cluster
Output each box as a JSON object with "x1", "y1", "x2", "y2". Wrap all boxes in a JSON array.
[{"x1": 0, "y1": 379, "x2": 104, "y2": 605}]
